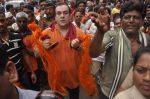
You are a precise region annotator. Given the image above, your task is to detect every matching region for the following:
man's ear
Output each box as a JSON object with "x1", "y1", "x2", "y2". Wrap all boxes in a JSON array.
[{"x1": 5, "y1": 61, "x2": 18, "y2": 83}]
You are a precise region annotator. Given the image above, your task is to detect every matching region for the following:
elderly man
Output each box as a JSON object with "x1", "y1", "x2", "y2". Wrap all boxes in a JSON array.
[
  {"x1": 0, "y1": 13, "x2": 36, "y2": 89},
  {"x1": 90, "y1": 1, "x2": 150, "y2": 99}
]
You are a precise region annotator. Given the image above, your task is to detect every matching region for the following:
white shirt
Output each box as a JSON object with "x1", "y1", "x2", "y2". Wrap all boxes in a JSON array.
[{"x1": 17, "y1": 87, "x2": 39, "y2": 99}]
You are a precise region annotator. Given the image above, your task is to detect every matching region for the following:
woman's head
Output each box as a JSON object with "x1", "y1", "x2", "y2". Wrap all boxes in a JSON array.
[{"x1": 133, "y1": 47, "x2": 150, "y2": 98}]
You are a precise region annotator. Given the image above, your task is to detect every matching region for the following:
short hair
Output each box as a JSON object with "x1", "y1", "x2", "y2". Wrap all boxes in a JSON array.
[
  {"x1": 55, "y1": 2, "x2": 71, "y2": 14},
  {"x1": 6, "y1": 4, "x2": 13, "y2": 11},
  {"x1": 120, "y1": 1, "x2": 146, "y2": 19},
  {"x1": 16, "y1": 12, "x2": 28, "y2": 20},
  {"x1": 45, "y1": 1, "x2": 55, "y2": 9},
  {"x1": 74, "y1": 9, "x2": 82, "y2": 15},
  {"x1": 133, "y1": 47, "x2": 150, "y2": 65},
  {"x1": 76, "y1": 0, "x2": 86, "y2": 7},
  {"x1": 23, "y1": 4, "x2": 34, "y2": 12},
  {"x1": 0, "y1": 44, "x2": 9, "y2": 75}
]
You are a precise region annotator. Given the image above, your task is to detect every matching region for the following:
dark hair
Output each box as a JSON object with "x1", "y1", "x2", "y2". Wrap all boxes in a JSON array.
[
  {"x1": 55, "y1": 2, "x2": 71, "y2": 14},
  {"x1": 74, "y1": 9, "x2": 82, "y2": 15},
  {"x1": 45, "y1": 1, "x2": 55, "y2": 8},
  {"x1": 133, "y1": 47, "x2": 150, "y2": 65},
  {"x1": 23, "y1": 4, "x2": 34, "y2": 12},
  {"x1": 6, "y1": 4, "x2": 13, "y2": 11},
  {"x1": 76, "y1": 0, "x2": 86, "y2": 7},
  {"x1": 120, "y1": 1, "x2": 146, "y2": 19},
  {"x1": 0, "y1": 44, "x2": 9, "y2": 75}
]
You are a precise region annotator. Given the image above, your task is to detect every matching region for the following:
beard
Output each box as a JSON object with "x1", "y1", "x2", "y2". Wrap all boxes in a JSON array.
[{"x1": 46, "y1": 14, "x2": 55, "y2": 20}]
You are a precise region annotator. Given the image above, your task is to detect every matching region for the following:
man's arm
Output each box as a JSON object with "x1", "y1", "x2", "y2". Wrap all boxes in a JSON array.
[
  {"x1": 22, "y1": 49, "x2": 37, "y2": 84},
  {"x1": 89, "y1": 20, "x2": 108, "y2": 58},
  {"x1": 89, "y1": 30, "x2": 105, "y2": 58}
]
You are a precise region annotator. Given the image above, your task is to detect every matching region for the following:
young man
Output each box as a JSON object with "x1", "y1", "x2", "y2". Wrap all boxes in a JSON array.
[
  {"x1": 38, "y1": 2, "x2": 98, "y2": 99},
  {"x1": 90, "y1": 1, "x2": 150, "y2": 99},
  {"x1": 72, "y1": 10, "x2": 87, "y2": 33},
  {"x1": 0, "y1": 44, "x2": 39, "y2": 99},
  {"x1": 37, "y1": 1, "x2": 56, "y2": 30}
]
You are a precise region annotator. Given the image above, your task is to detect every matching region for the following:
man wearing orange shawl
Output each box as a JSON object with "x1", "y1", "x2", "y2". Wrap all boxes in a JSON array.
[{"x1": 37, "y1": 2, "x2": 98, "y2": 99}]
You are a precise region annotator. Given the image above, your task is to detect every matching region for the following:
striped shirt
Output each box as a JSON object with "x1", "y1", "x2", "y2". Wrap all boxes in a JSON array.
[{"x1": 1, "y1": 33, "x2": 25, "y2": 75}]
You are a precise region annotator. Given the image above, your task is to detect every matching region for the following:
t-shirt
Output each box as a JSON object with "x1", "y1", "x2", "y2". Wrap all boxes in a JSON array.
[
  {"x1": 17, "y1": 87, "x2": 39, "y2": 99},
  {"x1": 1, "y1": 33, "x2": 25, "y2": 76}
]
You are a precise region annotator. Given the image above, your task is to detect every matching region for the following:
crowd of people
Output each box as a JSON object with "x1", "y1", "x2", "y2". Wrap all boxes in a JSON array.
[{"x1": 0, "y1": 0, "x2": 150, "y2": 99}]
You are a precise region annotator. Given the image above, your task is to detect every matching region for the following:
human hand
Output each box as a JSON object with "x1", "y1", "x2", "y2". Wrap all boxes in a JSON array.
[
  {"x1": 89, "y1": 12, "x2": 108, "y2": 33},
  {"x1": 41, "y1": 36, "x2": 51, "y2": 49},
  {"x1": 71, "y1": 38, "x2": 81, "y2": 50}
]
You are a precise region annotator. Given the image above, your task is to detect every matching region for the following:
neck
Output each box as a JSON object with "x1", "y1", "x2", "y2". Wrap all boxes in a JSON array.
[
  {"x1": 58, "y1": 24, "x2": 69, "y2": 36},
  {"x1": 75, "y1": 22, "x2": 81, "y2": 28},
  {"x1": 126, "y1": 32, "x2": 139, "y2": 40}
]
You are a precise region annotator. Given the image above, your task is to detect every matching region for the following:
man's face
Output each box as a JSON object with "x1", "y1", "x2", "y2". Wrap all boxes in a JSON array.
[
  {"x1": 121, "y1": 10, "x2": 143, "y2": 35},
  {"x1": 74, "y1": 12, "x2": 82, "y2": 24},
  {"x1": 115, "y1": 18, "x2": 121, "y2": 28},
  {"x1": 133, "y1": 53, "x2": 150, "y2": 97},
  {"x1": 23, "y1": 8, "x2": 34, "y2": 22},
  {"x1": 45, "y1": 6, "x2": 55, "y2": 19},
  {"x1": 40, "y1": 1, "x2": 46, "y2": 9},
  {"x1": 0, "y1": 16, "x2": 7, "y2": 34},
  {"x1": 8, "y1": 7, "x2": 15, "y2": 16},
  {"x1": 7, "y1": 16, "x2": 15, "y2": 26},
  {"x1": 86, "y1": 1, "x2": 93, "y2": 8},
  {"x1": 78, "y1": 3, "x2": 86, "y2": 12},
  {"x1": 55, "y1": 5, "x2": 70, "y2": 27},
  {"x1": 17, "y1": 17, "x2": 28, "y2": 30}
]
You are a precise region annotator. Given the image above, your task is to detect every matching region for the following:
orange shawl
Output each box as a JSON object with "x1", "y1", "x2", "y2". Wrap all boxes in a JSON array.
[
  {"x1": 23, "y1": 23, "x2": 42, "y2": 71},
  {"x1": 37, "y1": 24, "x2": 98, "y2": 96}
]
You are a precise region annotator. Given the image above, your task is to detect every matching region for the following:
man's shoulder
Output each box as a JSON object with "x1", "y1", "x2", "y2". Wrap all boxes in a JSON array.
[
  {"x1": 141, "y1": 32, "x2": 150, "y2": 46},
  {"x1": 104, "y1": 28, "x2": 121, "y2": 37},
  {"x1": 17, "y1": 87, "x2": 39, "y2": 99}
]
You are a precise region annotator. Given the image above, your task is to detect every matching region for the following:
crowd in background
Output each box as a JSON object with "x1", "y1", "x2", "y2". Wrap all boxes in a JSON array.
[{"x1": 0, "y1": 0, "x2": 150, "y2": 99}]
